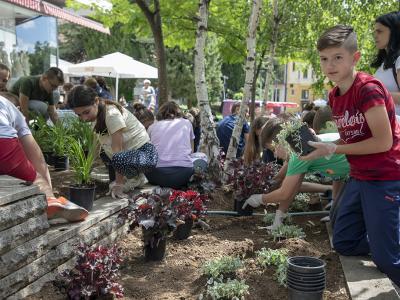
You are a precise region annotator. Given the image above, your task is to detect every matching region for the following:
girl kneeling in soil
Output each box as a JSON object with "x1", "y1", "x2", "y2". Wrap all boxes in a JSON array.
[
  {"x1": 145, "y1": 101, "x2": 195, "y2": 189},
  {"x1": 242, "y1": 112, "x2": 350, "y2": 230},
  {"x1": 69, "y1": 85, "x2": 158, "y2": 199}
]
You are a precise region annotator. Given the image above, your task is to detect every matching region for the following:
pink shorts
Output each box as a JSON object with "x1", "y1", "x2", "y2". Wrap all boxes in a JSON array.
[{"x1": 0, "y1": 138, "x2": 36, "y2": 182}]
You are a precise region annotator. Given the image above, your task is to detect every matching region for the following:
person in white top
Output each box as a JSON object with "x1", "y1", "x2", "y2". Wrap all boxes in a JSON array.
[
  {"x1": 0, "y1": 93, "x2": 88, "y2": 222},
  {"x1": 372, "y1": 11, "x2": 400, "y2": 115},
  {"x1": 68, "y1": 85, "x2": 158, "y2": 199},
  {"x1": 140, "y1": 79, "x2": 156, "y2": 111}
]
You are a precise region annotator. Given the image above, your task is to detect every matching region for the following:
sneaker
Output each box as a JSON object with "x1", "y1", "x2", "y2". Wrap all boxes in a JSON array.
[
  {"x1": 47, "y1": 197, "x2": 89, "y2": 222},
  {"x1": 123, "y1": 173, "x2": 148, "y2": 192}
]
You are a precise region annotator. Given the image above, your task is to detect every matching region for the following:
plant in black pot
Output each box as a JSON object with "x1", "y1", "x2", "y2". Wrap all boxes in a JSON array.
[
  {"x1": 67, "y1": 135, "x2": 98, "y2": 211},
  {"x1": 69, "y1": 118, "x2": 95, "y2": 157},
  {"x1": 120, "y1": 192, "x2": 176, "y2": 261},
  {"x1": 276, "y1": 119, "x2": 318, "y2": 157},
  {"x1": 226, "y1": 160, "x2": 279, "y2": 216},
  {"x1": 51, "y1": 120, "x2": 73, "y2": 171},
  {"x1": 30, "y1": 115, "x2": 54, "y2": 165},
  {"x1": 59, "y1": 243, "x2": 124, "y2": 299},
  {"x1": 168, "y1": 189, "x2": 209, "y2": 240}
]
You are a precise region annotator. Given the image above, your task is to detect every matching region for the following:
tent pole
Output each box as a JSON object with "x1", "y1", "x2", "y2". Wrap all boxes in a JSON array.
[{"x1": 116, "y1": 75, "x2": 119, "y2": 101}]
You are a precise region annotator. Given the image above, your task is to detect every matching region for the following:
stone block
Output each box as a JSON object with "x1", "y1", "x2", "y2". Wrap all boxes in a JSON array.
[
  {"x1": 0, "y1": 214, "x2": 49, "y2": 256},
  {"x1": 0, "y1": 195, "x2": 47, "y2": 231},
  {"x1": 0, "y1": 213, "x2": 127, "y2": 299},
  {"x1": 0, "y1": 176, "x2": 39, "y2": 206}
]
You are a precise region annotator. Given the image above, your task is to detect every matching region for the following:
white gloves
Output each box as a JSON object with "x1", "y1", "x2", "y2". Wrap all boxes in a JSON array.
[
  {"x1": 242, "y1": 194, "x2": 264, "y2": 209},
  {"x1": 107, "y1": 181, "x2": 128, "y2": 199},
  {"x1": 266, "y1": 210, "x2": 287, "y2": 231},
  {"x1": 302, "y1": 141, "x2": 337, "y2": 160}
]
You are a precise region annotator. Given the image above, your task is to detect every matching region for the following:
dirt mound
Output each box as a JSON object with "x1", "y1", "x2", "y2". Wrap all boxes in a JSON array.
[{"x1": 276, "y1": 238, "x2": 323, "y2": 257}]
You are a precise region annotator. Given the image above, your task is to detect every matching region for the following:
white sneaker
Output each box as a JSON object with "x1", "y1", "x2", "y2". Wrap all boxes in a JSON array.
[{"x1": 123, "y1": 173, "x2": 148, "y2": 192}]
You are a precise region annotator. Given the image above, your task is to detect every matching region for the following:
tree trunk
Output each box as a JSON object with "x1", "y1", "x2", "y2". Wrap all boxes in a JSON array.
[
  {"x1": 194, "y1": 0, "x2": 221, "y2": 180},
  {"x1": 135, "y1": 0, "x2": 169, "y2": 107},
  {"x1": 224, "y1": 0, "x2": 262, "y2": 171},
  {"x1": 261, "y1": 0, "x2": 280, "y2": 113}
]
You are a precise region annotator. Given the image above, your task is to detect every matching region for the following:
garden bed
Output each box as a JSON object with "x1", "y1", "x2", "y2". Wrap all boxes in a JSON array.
[{"x1": 28, "y1": 177, "x2": 349, "y2": 300}]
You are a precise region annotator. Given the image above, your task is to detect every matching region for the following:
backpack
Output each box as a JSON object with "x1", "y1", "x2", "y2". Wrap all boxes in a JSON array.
[{"x1": 392, "y1": 63, "x2": 399, "y2": 90}]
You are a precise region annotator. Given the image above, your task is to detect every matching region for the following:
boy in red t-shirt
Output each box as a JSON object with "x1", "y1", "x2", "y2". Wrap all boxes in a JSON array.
[{"x1": 302, "y1": 25, "x2": 400, "y2": 285}]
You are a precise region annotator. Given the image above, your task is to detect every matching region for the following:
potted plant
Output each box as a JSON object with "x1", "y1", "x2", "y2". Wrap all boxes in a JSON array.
[
  {"x1": 120, "y1": 192, "x2": 176, "y2": 261},
  {"x1": 30, "y1": 115, "x2": 54, "y2": 165},
  {"x1": 51, "y1": 120, "x2": 72, "y2": 171},
  {"x1": 69, "y1": 118, "x2": 95, "y2": 157},
  {"x1": 276, "y1": 119, "x2": 318, "y2": 156},
  {"x1": 67, "y1": 134, "x2": 98, "y2": 211},
  {"x1": 168, "y1": 189, "x2": 209, "y2": 240},
  {"x1": 60, "y1": 243, "x2": 124, "y2": 299},
  {"x1": 226, "y1": 160, "x2": 279, "y2": 215}
]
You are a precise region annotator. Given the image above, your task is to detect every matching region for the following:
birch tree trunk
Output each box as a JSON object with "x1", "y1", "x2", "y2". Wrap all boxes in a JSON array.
[
  {"x1": 261, "y1": 0, "x2": 280, "y2": 113},
  {"x1": 194, "y1": 0, "x2": 221, "y2": 180},
  {"x1": 224, "y1": 0, "x2": 262, "y2": 170},
  {"x1": 135, "y1": 0, "x2": 169, "y2": 107}
]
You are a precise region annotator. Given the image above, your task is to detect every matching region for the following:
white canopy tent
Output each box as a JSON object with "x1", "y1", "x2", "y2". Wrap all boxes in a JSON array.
[{"x1": 67, "y1": 52, "x2": 158, "y2": 99}]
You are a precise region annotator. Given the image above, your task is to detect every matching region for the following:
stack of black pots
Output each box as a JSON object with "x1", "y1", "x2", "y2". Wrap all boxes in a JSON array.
[{"x1": 287, "y1": 256, "x2": 326, "y2": 300}]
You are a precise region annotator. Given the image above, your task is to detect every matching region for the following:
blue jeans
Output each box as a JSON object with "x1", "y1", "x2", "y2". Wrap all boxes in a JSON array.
[{"x1": 333, "y1": 178, "x2": 400, "y2": 285}]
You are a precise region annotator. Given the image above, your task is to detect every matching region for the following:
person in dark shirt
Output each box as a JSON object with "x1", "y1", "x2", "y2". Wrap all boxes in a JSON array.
[
  {"x1": 216, "y1": 102, "x2": 250, "y2": 158},
  {"x1": 10, "y1": 67, "x2": 64, "y2": 124}
]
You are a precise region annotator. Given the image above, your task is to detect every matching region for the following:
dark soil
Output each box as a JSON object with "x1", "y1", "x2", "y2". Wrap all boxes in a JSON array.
[{"x1": 28, "y1": 169, "x2": 349, "y2": 300}]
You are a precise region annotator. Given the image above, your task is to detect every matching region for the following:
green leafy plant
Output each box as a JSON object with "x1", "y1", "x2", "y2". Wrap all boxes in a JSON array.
[
  {"x1": 50, "y1": 120, "x2": 73, "y2": 156},
  {"x1": 290, "y1": 193, "x2": 310, "y2": 212},
  {"x1": 256, "y1": 248, "x2": 288, "y2": 268},
  {"x1": 256, "y1": 248, "x2": 288, "y2": 287},
  {"x1": 275, "y1": 119, "x2": 304, "y2": 156},
  {"x1": 68, "y1": 135, "x2": 99, "y2": 186},
  {"x1": 30, "y1": 115, "x2": 54, "y2": 153},
  {"x1": 203, "y1": 256, "x2": 243, "y2": 279},
  {"x1": 69, "y1": 118, "x2": 95, "y2": 152},
  {"x1": 271, "y1": 224, "x2": 305, "y2": 241},
  {"x1": 206, "y1": 278, "x2": 249, "y2": 300}
]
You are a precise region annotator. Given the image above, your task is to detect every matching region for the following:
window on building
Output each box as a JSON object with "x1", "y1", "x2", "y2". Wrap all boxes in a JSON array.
[
  {"x1": 291, "y1": 89, "x2": 295, "y2": 95},
  {"x1": 290, "y1": 84, "x2": 293, "y2": 88},
  {"x1": 301, "y1": 89, "x2": 309, "y2": 100},
  {"x1": 292, "y1": 62, "x2": 296, "y2": 71},
  {"x1": 303, "y1": 69, "x2": 308, "y2": 79}
]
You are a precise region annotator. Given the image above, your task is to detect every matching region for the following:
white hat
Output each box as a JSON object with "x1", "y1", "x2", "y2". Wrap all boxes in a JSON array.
[{"x1": 143, "y1": 79, "x2": 151, "y2": 84}]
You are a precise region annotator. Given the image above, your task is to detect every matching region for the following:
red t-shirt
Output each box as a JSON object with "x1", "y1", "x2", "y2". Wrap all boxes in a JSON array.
[{"x1": 329, "y1": 72, "x2": 400, "y2": 180}]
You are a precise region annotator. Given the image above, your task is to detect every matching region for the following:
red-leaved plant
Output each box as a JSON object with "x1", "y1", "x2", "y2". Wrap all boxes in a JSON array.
[
  {"x1": 168, "y1": 189, "x2": 209, "y2": 221},
  {"x1": 226, "y1": 160, "x2": 279, "y2": 200},
  {"x1": 60, "y1": 243, "x2": 124, "y2": 299},
  {"x1": 120, "y1": 192, "x2": 177, "y2": 247}
]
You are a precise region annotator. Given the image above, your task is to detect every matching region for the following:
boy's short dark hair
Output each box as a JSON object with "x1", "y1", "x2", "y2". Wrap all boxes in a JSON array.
[
  {"x1": 313, "y1": 106, "x2": 333, "y2": 133},
  {"x1": 45, "y1": 67, "x2": 64, "y2": 84},
  {"x1": 317, "y1": 25, "x2": 358, "y2": 53}
]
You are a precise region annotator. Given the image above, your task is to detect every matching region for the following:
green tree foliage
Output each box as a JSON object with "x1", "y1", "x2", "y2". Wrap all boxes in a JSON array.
[
  {"x1": 205, "y1": 33, "x2": 223, "y2": 103},
  {"x1": 29, "y1": 42, "x2": 53, "y2": 75}
]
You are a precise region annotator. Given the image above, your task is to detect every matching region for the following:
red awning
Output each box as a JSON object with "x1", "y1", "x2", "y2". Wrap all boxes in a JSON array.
[
  {"x1": 4, "y1": 0, "x2": 110, "y2": 34},
  {"x1": 266, "y1": 101, "x2": 298, "y2": 108}
]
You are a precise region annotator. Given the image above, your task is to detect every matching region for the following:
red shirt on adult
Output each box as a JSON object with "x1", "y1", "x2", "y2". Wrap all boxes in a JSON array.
[{"x1": 329, "y1": 72, "x2": 400, "y2": 180}]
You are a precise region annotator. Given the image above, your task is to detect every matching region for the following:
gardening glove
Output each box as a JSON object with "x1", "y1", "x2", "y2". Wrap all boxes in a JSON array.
[
  {"x1": 266, "y1": 210, "x2": 287, "y2": 231},
  {"x1": 300, "y1": 141, "x2": 337, "y2": 161},
  {"x1": 107, "y1": 181, "x2": 128, "y2": 199},
  {"x1": 242, "y1": 194, "x2": 264, "y2": 209}
]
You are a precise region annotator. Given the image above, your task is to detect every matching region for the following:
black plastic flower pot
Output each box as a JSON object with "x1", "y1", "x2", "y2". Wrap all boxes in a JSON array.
[
  {"x1": 69, "y1": 184, "x2": 96, "y2": 211},
  {"x1": 234, "y1": 198, "x2": 253, "y2": 216},
  {"x1": 285, "y1": 124, "x2": 318, "y2": 156},
  {"x1": 174, "y1": 218, "x2": 194, "y2": 240},
  {"x1": 42, "y1": 151, "x2": 54, "y2": 166},
  {"x1": 287, "y1": 256, "x2": 326, "y2": 300},
  {"x1": 144, "y1": 236, "x2": 167, "y2": 261},
  {"x1": 53, "y1": 155, "x2": 69, "y2": 171}
]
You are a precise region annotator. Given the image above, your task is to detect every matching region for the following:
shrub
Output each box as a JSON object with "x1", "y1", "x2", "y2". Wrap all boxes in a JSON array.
[
  {"x1": 203, "y1": 256, "x2": 243, "y2": 279},
  {"x1": 256, "y1": 248, "x2": 288, "y2": 268},
  {"x1": 290, "y1": 193, "x2": 310, "y2": 212},
  {"x1": 206, "y1": 278, "x2": 249, "y2": 300},
  {"x1": 271, "y1": 224, "x2": 305, "y2": 241},
  {"x1": 60, "y1": 243, "x2": 124, "y2": 299}
]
